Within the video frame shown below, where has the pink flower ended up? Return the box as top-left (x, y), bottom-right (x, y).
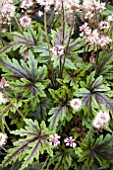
top-left (21, 51), bottom-right (28, 60)
top-left (0, 77), bottom-right (9, 89)
top-left (19, 16), bottom-right (32, 27)
top-left (89, 56), bottom-right (95, 63)
top-left (49, 134), bottom-right (60, 147)
top-left (70, 98), bottom-right (82, 111)
top-left (64, 137), bottom-right (76, 148)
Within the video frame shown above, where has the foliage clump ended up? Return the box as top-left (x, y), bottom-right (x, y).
top-left (0, 0), bottom-right (113, 170)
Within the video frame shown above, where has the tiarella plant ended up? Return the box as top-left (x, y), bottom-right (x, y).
top-left (0, 0), bottom-right (113, 170)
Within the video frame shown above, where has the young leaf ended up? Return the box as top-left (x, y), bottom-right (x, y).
top-left (78, 132), bottom-right (113, 168)
top-left (48, 86), bottom-right (72, 130)
top-left (96, 52), bottom-right (113, 79)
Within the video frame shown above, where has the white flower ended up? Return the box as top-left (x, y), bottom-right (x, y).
top-left (93, 111), bottom-right (110, 129)
top-left (38, 11), bottom-right (43, 17)
top-left (100, 2), bottom-right (106, 11)
top-left (19, 16), bottom-right (32, 27)
top-left (86, 29), bottom-right (99, 45)
top-left (99, 21), bottom-right (110, 30)
top-left (45, 5), bottom-right (51, 12)
top-left (0, 132), bottom-right (7, 147)
top-left (64, 136), bottom-right (76, 148)
top-left (20, 0), bottom-right (33, 9)
top-left (49, 134), bottom-right (60, 147)
top-left (0, 93), bottom-right (5, 105)
top-left (36, 0), bottom-right (54, 6)
top-left (70, 98), bottom-right (82, 111)
top-left (108, 14), bottom-right (113, 22)
top-left (8, 0), bottom-right (13, 3)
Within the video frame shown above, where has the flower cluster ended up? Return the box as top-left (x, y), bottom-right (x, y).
top-left (49, 134), bottom-right (76, 148)
top-left (70, 98), bottom-right (82, 111)
top-left (36, 0), bottom-right (54, 12)
top-left (81, 0), bottom-right (106, 22)
top-left (20, 0), bottom-right (33, 9)
top-left (79, 25), bottom-right (111, 48)
top-left (54, 0), bottom-right (80, 24)
top-left (0, 132), bottom-right (7, 147)
top-left (1, 0), bottom-right (15, 25)
top-left (93, 111), bottom-right (110, 130)
top-left (78, 0), bottom-right (112, 49)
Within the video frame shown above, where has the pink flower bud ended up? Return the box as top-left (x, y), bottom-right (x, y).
top-left (89, 56), bottom-right (95, 63)
top-left (0, 77), bottom-right (9, 89)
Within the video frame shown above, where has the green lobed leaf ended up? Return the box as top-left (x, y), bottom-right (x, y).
top-left (1, 119), bottom-right (53, 170)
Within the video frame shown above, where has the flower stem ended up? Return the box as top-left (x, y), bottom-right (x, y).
top-left (40, 155), bottom-right (50, 170)
top-left (1, 146), bottom-right (8, 153)
top-left (13, 15), bottom-right (23, 33)
top-left (44, 7), bottom-right (51, 57)
top-left (44, 7), bottom-right (56, 88)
